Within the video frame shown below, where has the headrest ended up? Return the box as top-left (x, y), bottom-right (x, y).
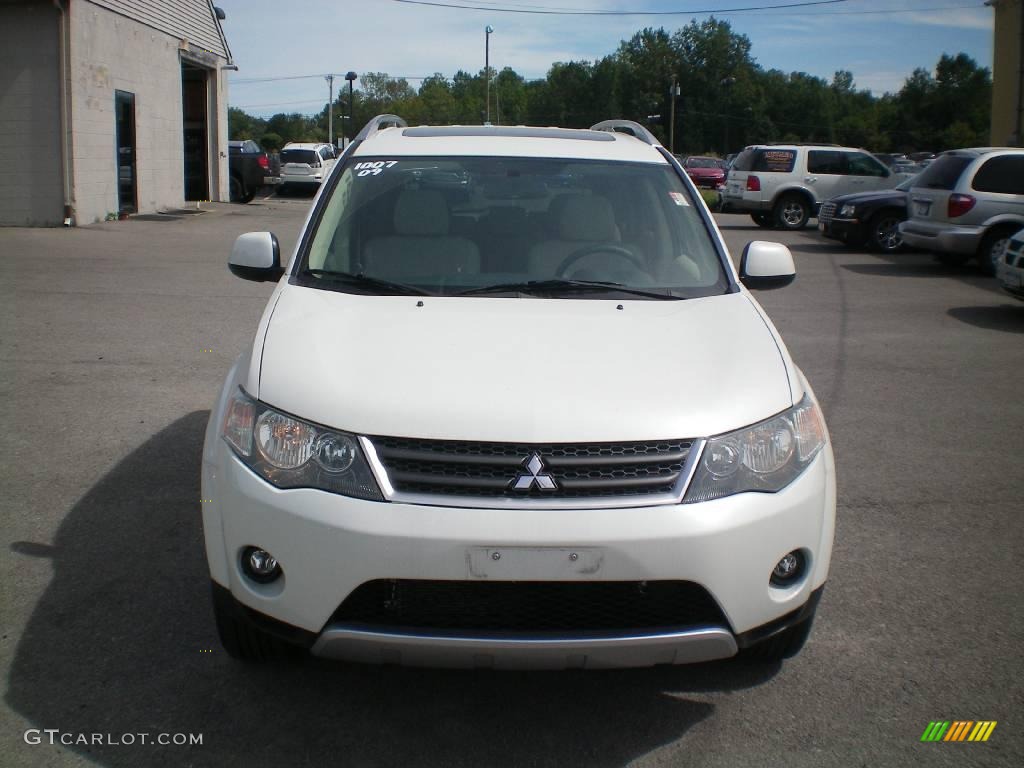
top-left (559, 195), bottom-right (617, 241)
top-left (394, 190), bottom-right (449, 236)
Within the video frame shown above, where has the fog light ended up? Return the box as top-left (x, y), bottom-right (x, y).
top-left (241, 546), bottom-right (282, 584)
top-left (771, 550), bottom-right (805, 586)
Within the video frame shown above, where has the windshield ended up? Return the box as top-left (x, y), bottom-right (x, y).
top-left (686, 157), bottom-right (718, 168)
top-left (298, 155), bottom-right (729, 299)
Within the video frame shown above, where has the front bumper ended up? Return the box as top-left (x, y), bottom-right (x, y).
top-left (899, 220), bottom-right (983, 255)
top-left (819, 216), bottom-right (864, 244)
top-left (202, 429), bottom-right (836, 668)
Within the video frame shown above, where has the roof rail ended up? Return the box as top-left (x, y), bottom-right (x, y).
top-left (590, 120), bottom-right (661, 146)
top-left (355, 114), bottom-right (408, 141)
top-left (763, 142), bottom-right (841, 147)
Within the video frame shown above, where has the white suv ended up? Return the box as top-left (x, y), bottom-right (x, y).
top-left (204, 116), bottom-right (836, 669)
top-left (723, 144), bottom-right (901, 230)
top-left (279, 142), bottom-right (336, 191)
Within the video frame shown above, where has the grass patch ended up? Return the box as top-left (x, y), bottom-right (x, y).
top-left (699, 189), bottom-right (721, 209)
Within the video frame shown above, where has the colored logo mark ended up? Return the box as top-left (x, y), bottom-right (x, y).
top-left (921, 721), bottom-right (997, 742)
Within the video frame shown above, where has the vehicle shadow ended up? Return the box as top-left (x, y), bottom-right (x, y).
top-left (7, 412), bottom-right (778, 768)
top-left (840, 255), bottom-right (1005, 295)
top-left (947, 304), bottom-right (1024, 333)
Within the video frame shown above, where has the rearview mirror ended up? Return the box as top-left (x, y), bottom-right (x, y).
top-left (739, 241), bottom-right (795, 290)
top-left (228, 232), bottom-right (284, 282)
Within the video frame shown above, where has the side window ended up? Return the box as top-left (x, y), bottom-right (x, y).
top-left (847, 152), bottom-right (888, 177)
top-left (319, 148), bottom-right (331, 161)
top-left (972, 156), bottom-right (1024, 194)
top-left (807, 151), bottom-right (846, 175)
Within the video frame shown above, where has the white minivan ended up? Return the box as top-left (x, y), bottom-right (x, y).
top-left (203, 116), bottom-right (836, 669)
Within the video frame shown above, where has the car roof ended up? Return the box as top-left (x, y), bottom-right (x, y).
top-left (942, 147), bottom-right (1024, 156)
top-left (353, 125), bottom-right (669, 163)
top-left (283, 142), bottom-right (328, 149)
top-left (747, 143), bottom-right (852, 150)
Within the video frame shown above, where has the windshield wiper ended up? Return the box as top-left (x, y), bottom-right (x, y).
top-left (457, 278), bottom-right (682, 300)
top-left (303, 269), bottom-right (431, 296)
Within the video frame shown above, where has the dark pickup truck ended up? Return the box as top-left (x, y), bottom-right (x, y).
top-left (228, 140), bottom-right (276, 203)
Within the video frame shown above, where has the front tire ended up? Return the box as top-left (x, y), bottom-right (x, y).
top-left (867, 211), bottom-right (904, 253)
top-left (774, 194), bottom-right (810, 230)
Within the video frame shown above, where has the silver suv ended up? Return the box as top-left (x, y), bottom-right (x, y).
top-left (722, 144), bottom-right (901, 230)
top-left (898, 148), bottom-right (1024, 274)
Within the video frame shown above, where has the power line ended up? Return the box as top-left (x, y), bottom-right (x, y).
top-left (392, 0), bottom-right (987, 16)
top-left (231, 73), bottom-right (438, 85)
top-left (392, 0), bottom-right (853, 15)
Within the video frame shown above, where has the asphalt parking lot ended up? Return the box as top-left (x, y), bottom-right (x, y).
top-left (1, 198), bottom-right (1022, 768)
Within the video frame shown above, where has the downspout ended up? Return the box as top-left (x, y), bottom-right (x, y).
top-left (54, 0), bottom-right (74, 225)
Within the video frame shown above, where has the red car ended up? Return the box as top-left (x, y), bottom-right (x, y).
top-left (681, 156), bottom-right (726, 188)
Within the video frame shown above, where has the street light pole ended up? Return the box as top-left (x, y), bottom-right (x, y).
top-left (345, 71), bottom-right (358, 146)
top-left (485, 25), bottom-right (493, 124)
top-left (326, 74), bottom-right (334, 147)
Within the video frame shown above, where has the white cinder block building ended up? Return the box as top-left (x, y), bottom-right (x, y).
top-left (0, 0), bottom-right (233, 226)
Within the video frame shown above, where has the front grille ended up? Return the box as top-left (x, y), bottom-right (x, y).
top-left (818, 201), bottom-right (836, 225)
top-left (331, 579), bottom-right (727, 632)
top-left (370, 436), bottom-right (693, 500)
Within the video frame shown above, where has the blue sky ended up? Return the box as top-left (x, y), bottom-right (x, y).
top-left (218, 0), bottom-right (994, 117)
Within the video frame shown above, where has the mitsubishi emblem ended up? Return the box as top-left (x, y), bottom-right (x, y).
top-left (512, 452), bottom-right (557, 491)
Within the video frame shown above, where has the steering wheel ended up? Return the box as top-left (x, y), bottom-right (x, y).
top-left (555, 244), bottom-right (646, 278)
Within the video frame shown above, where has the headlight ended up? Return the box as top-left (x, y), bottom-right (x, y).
top-left (221, 389), bottom-right (383, 500)
top-left (839, 204), bottom-right (857, 217)
top-left (684, 394), bottom-right (827, 503)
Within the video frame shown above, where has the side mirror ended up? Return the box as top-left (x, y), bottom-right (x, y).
top-left (228, 232), bottom-right (284, 282)
top-left (739, 241), bottom-right (796, 290)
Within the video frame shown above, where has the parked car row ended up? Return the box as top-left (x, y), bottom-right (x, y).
top-left (719, 142), bottom-right (1024, 300)
top-left (228, 140), bottom-right (342, 203)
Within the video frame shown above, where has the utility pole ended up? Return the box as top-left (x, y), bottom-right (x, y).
top-left (485, 25), bottom-right (493, 124)
top-left (345, 72), bottom-right (358, 147)
top-left (669, 78), bottom-right (680, 154)
top-left (325, 74), bottom-right (334, 147)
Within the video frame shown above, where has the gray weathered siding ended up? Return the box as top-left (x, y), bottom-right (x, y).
top-left (86, 0), bottom-right (229, 59)
top-left (0, 2), bottom-right (64, 226)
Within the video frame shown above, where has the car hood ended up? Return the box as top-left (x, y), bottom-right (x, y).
top-left (829, 189), bottom-right (907, 207)
top-left (256, 287), bottom-right (793, 442)
top-left (687, 167), bottom-right (724, 176)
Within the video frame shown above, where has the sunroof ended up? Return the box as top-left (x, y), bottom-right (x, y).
top-left (402, 126), bottom-right (615, 142)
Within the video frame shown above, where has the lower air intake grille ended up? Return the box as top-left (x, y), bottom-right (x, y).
top-left (330, 580), bottom-right (727, 632)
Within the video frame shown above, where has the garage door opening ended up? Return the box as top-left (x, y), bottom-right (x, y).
top-left (182, 62), bottom-right (209, 201)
